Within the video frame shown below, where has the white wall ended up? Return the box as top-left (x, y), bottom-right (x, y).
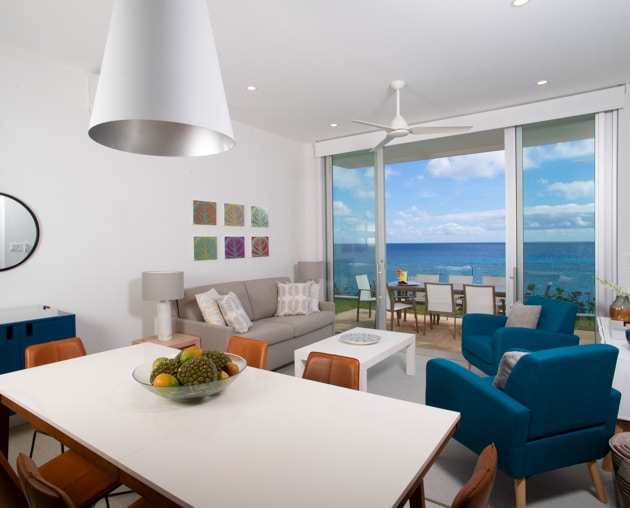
top-left (0, 44), bottom-right (318, 353)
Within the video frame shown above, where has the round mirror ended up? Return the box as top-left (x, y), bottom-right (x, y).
top-left (0, 193), bottom-right (40, 271)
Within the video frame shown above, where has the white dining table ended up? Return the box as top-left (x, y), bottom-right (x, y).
top-left (0, 342), bottom-right (459, 508)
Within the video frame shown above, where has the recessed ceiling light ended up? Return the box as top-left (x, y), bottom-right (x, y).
top-left (536, 79), bottom-right (548, 86)
top-left (511, 0), bottom-right (529, 6)
top-left (246, 85), bottom-right (257, 91)
top-left (329, 123), bottom-right (338, 128)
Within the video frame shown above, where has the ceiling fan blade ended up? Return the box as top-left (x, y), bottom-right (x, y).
top-left (371, 134), bottom-right (396, 152)
top-left (352, 119), bottom-right (392, 131)
top-left (408, 125), bottom-right (472, 135)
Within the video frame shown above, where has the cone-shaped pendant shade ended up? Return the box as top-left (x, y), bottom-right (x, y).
top-left (88, 0), bottom-right (235, 157)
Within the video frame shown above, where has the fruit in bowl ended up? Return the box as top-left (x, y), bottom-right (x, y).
top-left (133, 346), bottom-right (247, 400)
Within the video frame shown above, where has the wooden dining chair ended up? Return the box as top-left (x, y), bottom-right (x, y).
top-left (302, 352), bottom-right (360, 390)
top-left (226, 335), bottom-right (268, 369)
top-left (409, 443), bottom-right (497, 508)
top-left (24, 338), bottom-right (87, 458)
top-left (16, 451), bottom-right (119, 508)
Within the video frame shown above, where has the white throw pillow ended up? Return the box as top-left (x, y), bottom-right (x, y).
top-left (275, 282), bottom-right (312, 316)
top-left (308, 281), bottom-right (320, 314)
top-left (492, 351), bottom-right (530, 390)
top-left (195, 288), bottom-right (226, 326)
top-left (217, 291), bottom-right (252, 333)
top-left (505, 300), bottom-right (542, 328)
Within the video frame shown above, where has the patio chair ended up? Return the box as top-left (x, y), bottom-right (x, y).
top-left (449, 275), bottom-right (473, 311)
top-left (24, 337), bottom-right (87, 458)
top-left (426, 344), bottom-right (620, 508)
top-left (387, 285), bottom-right (419, 332)
top-left (414, 274), bottom-right (440, 305)
top-left (424, 283), bottom-right (457, 338)
top-left (355, 274), bottom-right (376, 321)
top-left (463, 284), bottom-right (496, 315)
top-left (482, 276), bottom-right (506, 314)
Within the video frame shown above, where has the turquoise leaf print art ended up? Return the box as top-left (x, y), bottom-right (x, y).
top-left (224, 203), bottom-right (244, 226)
top-left (225, 237), bottom-right (245, 259)
top-left (251, 206), bottom-right (269, 227)
top-left (193, 200), bottom-right (217, 225)
top-left (194, 236), bottom-right (217, 260)
top-left (251, 236), bottom-right (269, 257)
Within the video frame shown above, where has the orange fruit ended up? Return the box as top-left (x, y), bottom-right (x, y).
top-left (152, 373), bottom-right (180, 387)
top-left (180, 346), bottom-right (203, 364)
top-left (224, 362), bottom-right (239, 376)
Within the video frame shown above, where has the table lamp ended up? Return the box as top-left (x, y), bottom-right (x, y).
top-left (142, 271), bottom-right (184, 341)
top-left (297, 261), bottom-right (325, 283)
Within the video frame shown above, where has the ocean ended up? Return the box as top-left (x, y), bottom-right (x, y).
top-left (333, 242), bottom-right (595, 311)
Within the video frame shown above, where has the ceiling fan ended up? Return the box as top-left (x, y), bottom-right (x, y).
top-left (352, 80), bottom-right (471, 151)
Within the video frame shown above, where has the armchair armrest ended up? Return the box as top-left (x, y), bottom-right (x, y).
top-left (426, 358), bottom-right (530, 457)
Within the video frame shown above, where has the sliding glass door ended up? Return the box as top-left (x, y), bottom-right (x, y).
top-left (515, 115), bottom-right (596, 338)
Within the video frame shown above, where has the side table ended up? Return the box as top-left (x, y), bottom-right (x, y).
top-left (133, 332), bottom-right (200, 350)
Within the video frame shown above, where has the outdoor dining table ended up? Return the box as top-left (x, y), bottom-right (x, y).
top-left (0, 342), bottom-right (460, 507)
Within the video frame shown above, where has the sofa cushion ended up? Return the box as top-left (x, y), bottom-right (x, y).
top-left (271, 310), bottom-right (335, 337)
top-left (195, 288), bottom-right (226, 325)
top-left (275, 282), bottom-right (312, 316)
top-left (308, 282), bottom-right (321, 313)
top-left (506, 300), bottom-right (541, 328)
top-left (244, 277), bottom-right (290, 320)
top-left (218, 292), bottom-right (252, 333)
top-left (239, 320), bottom-right (296, 346)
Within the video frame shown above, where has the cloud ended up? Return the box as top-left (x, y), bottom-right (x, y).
top-left (333, 167), bottom-right (374, 200)
top-left (524, 139), bottom-right (594, 169)
top-left (547, 180), bottom-right (593, 200)
top-left (424, 151), bottom-right (504, 181)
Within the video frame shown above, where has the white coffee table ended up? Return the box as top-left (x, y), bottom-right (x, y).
top-left (294, 327), bottom-right (416, 391)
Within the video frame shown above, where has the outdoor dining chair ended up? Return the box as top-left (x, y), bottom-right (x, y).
top-left (449, 275), bottom-right (473, 311)
top-left (482, 276), bottom-right (506, 314)
top-left (424, 283), bottom-right (458, 338)
top-left (463, 284), bottom-right (496, 315)
top-left (386, 285), bottom-right (419, 332)
top-left (414, 274), bottom-right (440, 305)
top-left (355, 274), bottom-right (377, 321)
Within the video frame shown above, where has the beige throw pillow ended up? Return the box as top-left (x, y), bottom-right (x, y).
top-left (505, 300), bottom-right (541, 329)
top-left (308, 281), bottom-right (320, 313)
top-left (493, 351), bottom-right (530, 390)
top-left (195, 288), bottom-right (226, 325)
top-left (276, 282), bottom-right (312, 316)
top-left (217, 291), bottom-right (252, 333)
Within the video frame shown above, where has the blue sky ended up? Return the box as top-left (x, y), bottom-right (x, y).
top-left (332, 139), bottom-right (595, 244)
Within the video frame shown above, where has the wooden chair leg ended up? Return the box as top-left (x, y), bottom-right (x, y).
top-left (465, 361), bottom-right (471, 370)
top-left (514, 478), bottom-right (526, 508)
top-left (587, 460), bottom-right (607, 503)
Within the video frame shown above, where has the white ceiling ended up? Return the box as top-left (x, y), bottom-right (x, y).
top-left (1, 0), bottom-right (629, 145)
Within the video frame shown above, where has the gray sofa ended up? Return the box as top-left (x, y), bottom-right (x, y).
top-left (172, 276), bottom-right (335, 370)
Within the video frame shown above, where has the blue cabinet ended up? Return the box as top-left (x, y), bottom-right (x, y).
top-left (0, 306), bottom-right (76, 374)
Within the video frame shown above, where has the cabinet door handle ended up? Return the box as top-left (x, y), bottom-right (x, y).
top-left (25, 323), bottom-right (33, 336)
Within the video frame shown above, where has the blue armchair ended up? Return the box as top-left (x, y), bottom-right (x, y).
top-left (426, 344), bottom-right (621, 508)
top-left (461, 295), bottom-right (579, 375)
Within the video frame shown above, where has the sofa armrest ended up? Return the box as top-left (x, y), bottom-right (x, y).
top-left (426, 358), bottom-right (530, 457)
top-left (172, 317), bottom-right (233, 351)
top-left (318, 300), bottom-right (334, 312)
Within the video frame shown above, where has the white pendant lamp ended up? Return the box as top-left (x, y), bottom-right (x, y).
top-left (88, 0), bottom-right (235, 157)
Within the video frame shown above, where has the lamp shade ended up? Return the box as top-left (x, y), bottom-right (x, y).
top-left (88, 0), bottom-right (235, 157)
top-left (297, 261), bottom-right (326, 282)
top-left (142, 271), bottom-right (184, 301)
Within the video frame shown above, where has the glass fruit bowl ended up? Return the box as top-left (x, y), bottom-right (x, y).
top-left (132, 353), bottom-right (247, 400)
